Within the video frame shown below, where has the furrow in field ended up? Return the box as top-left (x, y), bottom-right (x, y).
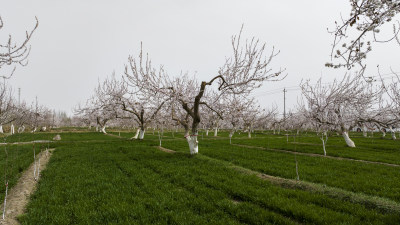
top-left (0, 149), bottom-right (54, 225)
top-left (232, 143), bottom-right (400, 167)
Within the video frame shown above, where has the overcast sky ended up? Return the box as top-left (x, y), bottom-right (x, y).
top-left (1, 0), bottom-right (400, 116)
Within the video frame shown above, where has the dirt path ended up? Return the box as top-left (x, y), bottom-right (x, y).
top-left (157, 146), bottom-right (176, 153)
top-left (232, 144), bottom-right (400, 167)
top-left (0, 140), bottom-right (53, 146)
top-left (104, 133), bottom-right (125, 139)
top-left (0, 149), bottom-right (54, 225)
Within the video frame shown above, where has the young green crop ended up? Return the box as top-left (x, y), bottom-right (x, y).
top-left (160, 137), bottom-right (400, 202)
top-left (0, 144), bottom-right (38, 202)
top-left (20, 141), bottom-right (399, 224)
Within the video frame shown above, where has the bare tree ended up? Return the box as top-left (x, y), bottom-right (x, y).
top-left (125, 28), bottom-right (283, 154)
top-left (300, 74), bottom-right (378, 148)
top-left (242, 101), bottom-right (262, 139)
top-left (0, 16), bottom-right (38, 78)
top-left (0, 82), bottom-right (16, 133)
top-left (223, 94), bottom-right (248, 143)
top-left (104, 75), bottom-right (167, 140)
top-left (377, 70), bottom-right (400, 139)
top-left (75, 82), bottom-right (119, 134)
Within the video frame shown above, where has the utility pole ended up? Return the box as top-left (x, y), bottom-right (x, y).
top-left (283, 88), bottom-right (286, 121)
top-left (18, 88), bottom-right (21, 105)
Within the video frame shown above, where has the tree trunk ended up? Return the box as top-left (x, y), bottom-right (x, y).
top-left (214, 127), bottom-right (218, 137)
top-left (101, 126), bottom-right (107, 134)
top-left (362, 125), bottom-right (367, 137)
top-left (206, 129), bottom-right (209, 136)
top-left (139, 129), bottom-right (145, 140)
top-left (320, 133), bottom-right (328, 156)
top-left (229, 130), bottom-right (234, 144)
top-left (18, 125), bottom-right (25, 133)
top-left (0, 125), bottom-right (3, 134)
top-left (390, 127), bottom-right (396, 140)
top-left (10, 124), bottom-right (15, 135)
top-left (382, 131), bottom-right (386, 138)
top-left (132, 128), bottom-right (140, 139)
top-left (248, 127), bottom-right (251, 138)
top-left (185, 131), bottom-right (198, 155)
top-left (342, 131), bottom-right (355, 148)
top-left (158, 131), bottom-right (162, 147)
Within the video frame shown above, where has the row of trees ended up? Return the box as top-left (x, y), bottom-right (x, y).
top-left (78, 65), bottom-right (400, 151)
top-left (78, 1), bottom-right (400, 155)
top-left (0, 83), bottom-right (77, 134)
top-left (300, 72), bottom-right (400, 150)
top-left (77, 28), bottom-right (284, 154)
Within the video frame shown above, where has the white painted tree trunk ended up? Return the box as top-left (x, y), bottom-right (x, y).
top-left (0, 125), bottom-right (4, 134)
top-left (390, 127), bottom-right (396, 140)
top-left (248, 128), bottom-right (251, 138)
top-left (139, 129), bottom-right (145, 140)
top-left (32, 127), bottom-right (37, 133)
top-left (214, 127), bottom-right (218, 137)
top-left (185, 134), bottom-right (198, 155)
top-left (382, 131), bottom-right (386, 138)
top-left (342, 131), bottom-right (355, 148)
top-left (362, 125), bottom-right (367, 137)
top-left (320, 133), bottom-right (328, 156)
top-left (132, 128), bottom-right (140, 139)
top-left (10, 124), bottom-right (14, 135)
top-left (95, 126), bottom-right (99, 132)
top-left (158, 131), bottom-right (162, 146)
top-left (206, 129), bottom-right (209, 136)
top-left (18, 126), bottom-right (25, 133)
top-left (101, 126), bottom-right (107, 134)
top-left (229, 131), bottom-right (234, 144)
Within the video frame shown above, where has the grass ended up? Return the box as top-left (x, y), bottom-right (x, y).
top-left (160, 137), bottom-right (400, 202)
top-left (0, 144), bottom-right (39, 203)
top-left (230, 132), bottom-right (400, 165)
top-left (0, 129), bottom-right (395, 224)
top-left (3, 132), bottom-right (120, 143)
top-left (19, 140), bottom-right (400, 224)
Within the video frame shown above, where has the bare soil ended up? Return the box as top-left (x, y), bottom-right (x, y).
top-left (157, 146), bottom-right (176, 153)
top-left (0, 149), bottom-right (54, 225)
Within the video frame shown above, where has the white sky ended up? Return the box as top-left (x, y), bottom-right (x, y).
top-left (1, 0), bottom-right (400, 116)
